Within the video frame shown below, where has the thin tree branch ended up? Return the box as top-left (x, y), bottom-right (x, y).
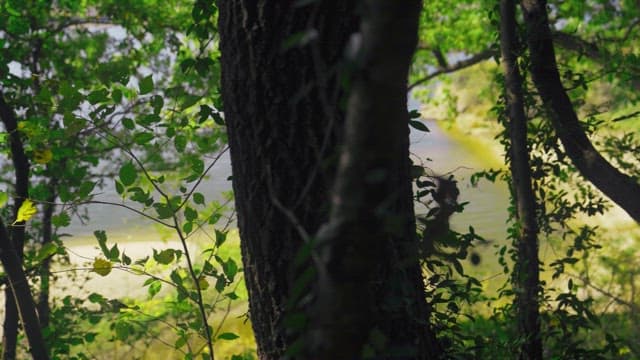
top-left (409, 27), bottom-right (640, 91)
top-left (500, 0), bottom-right (542, 358)
top-left (408, 48), bottom-right (497, 90)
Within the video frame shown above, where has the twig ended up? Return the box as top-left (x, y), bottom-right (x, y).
top-left (408, 48), bottom-right (497, 90)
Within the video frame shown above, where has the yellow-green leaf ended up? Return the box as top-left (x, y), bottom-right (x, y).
top-left (14, 199), bottom-right (37, 224)
top-left (198, 276), bottom-right (209, 290)
top-left (34, 149), bottom-right (53, 164)
top-left (0, 191), bottom-right (8, 208)
top-left (34, 243), bottom-right (59, 263)
top-left (153, 249), bottom-right (175, 265)
top-left (93, 258), bottom-right (112, 276)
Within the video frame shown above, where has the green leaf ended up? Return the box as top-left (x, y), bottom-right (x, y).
top-left (409, 109), bottom-right (421, 119)
top-left (153, 203), bottom-right (174, 219)
top-left (185, 157), bottom-right (205, 182)
top-left (88, 293), bottom-right (105, 304)
top-left (222, 258), bottom-right (238, 280)
top-left (114, 321), bottom-right (130, 341)
top-left (84, 332), bottom-right (97, 343)
top-left (209, 213), bottom-right (221, 224)
top-left (184, 207), bottom-right (198, 222)
top-left (195, 58), bottom-right (214, 76)
top-left (108, 244), bottom-right (120, 261)
top-left (409, 120), bottom-right (430, 132)
top-left (215, 275), bottom-right (226, 293)
top-left (77, 181), bottom-right (96, 198)
top-left (33, 148), bottom-right (53, 164)
top-left (197, 276), bottom-right (209, 290)
top-left (112, 88), bottom-right (123, 103)
top-left (0, 191), bottom-right (9, 208)
top-left (87, 88), bottom-right (109, 104)
top-left (180, 94), bottom-right (201, 110)
top-left (122, 118), bottom-right (135, 130)
top-left (88, 313), bottom-right (102, 325)
top-left (198, 105), bottom-right (212, 123)
top-left (215, 230), bottom-right (227, 247)
top-left (148, 280), bottom-right (161, 298)
top-left (115, 180), bottom-right (125, 195)
top-left (129, 187), bottom-right (150, 203)
top-left (225, 292), bottom-right (239, 300)
top-left (119, 162), bottom-right (137, 186)
top-left (138, 114), bottom-right (161, 125)
top-left (94, 230), bottom-right (111, 258)
top-left (35, 243), bottom-right (59, 263)
top-left (139, 75), bottom-right (154, 95)
top-left (92, 258), bottom-right (112, 276)
top-left (217, 332), bottom-right (239, 341)
top-left (133, 132), bottom-right (155, 145)
top-left (7, 15), bottom-right (29, 35)
top-left (59, 82), bottom-right (82, 110)
top-left (170, 270), bottom-right (183, 285)
top-left (154, 249), bottom-right (175, 265)
top-left (212, 111), bottom-right (225, 125)
top-left (183, 221), bottom-right (193, 234)
top-left (52, 211), bottom-right (71, 227)
top-left (151, 95), bottom-right (164, 114)
top-left (121, 252), bottom-right (131, 265)
top-left (174, 134), bottom-right (187, 152)
top-left (174, 336), bottom-right (187, 349)
top-left (180, 58), bottom-right (196, 73)
top-left (35, 87), bottom-right (52, 104)
top-left (193, 192), bottom-right (205, 205)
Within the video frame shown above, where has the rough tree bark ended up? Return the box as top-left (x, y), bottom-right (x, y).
top-left (218, 2), bottom-right (358, 358)
top-left (500, 1), bottom-right (542, 359)
top-left (521, 0), bottom-right (640, 223)
top-left (219, 1), bottom-right (440, 358)
top-left (309, 0), bottom-right (441, 358)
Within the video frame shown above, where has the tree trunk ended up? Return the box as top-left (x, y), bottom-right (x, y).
top-left (520, 0), bottom-right (640, 223)
top-left (219, 1), bottom-right (440, 358)
top-left (37, 185), bottom-right (57, 331)
top-left (500, 1), bottom-right (542, 359)
top-left (0, 222), bottom-right (49, 360)
top-left (309, 0), bottom-right (441, 358)
top-left (0, 93), bottom-right (48, 360)
top-left (218, 2), bottom-right (358, 358)
top-left (2, 292), bottom-right (19, 360)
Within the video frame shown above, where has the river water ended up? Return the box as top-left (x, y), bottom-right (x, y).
top-left (68, 118), bottom-right (510, 245)
top-left (410, 120), bottom-right (510, 244)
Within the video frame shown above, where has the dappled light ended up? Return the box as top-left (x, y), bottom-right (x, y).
top-left (0, 1), bottom-right (639, 359)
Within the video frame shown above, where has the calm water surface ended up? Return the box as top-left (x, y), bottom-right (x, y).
top-left (68, 119), bottom-right (510, 245)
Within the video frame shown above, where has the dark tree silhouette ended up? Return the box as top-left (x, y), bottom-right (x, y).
top-left (219, 1), bottom-right (440, 358)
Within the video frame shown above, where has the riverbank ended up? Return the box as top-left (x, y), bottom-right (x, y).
top-left (424, 107), bottom-right (638, 229)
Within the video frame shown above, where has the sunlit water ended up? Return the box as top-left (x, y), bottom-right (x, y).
top-left (411, 119), bottom-right (509, 241)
